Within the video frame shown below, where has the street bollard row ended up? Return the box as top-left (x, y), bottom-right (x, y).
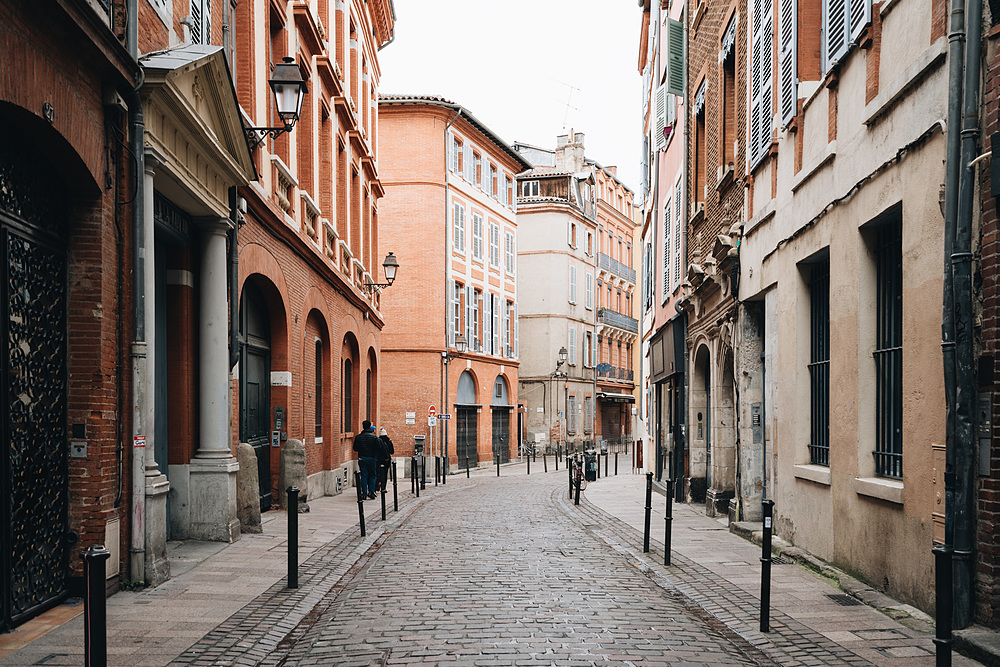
top-left (82, 545), bottom-right (110, 667)
top-left (760, 499), bottom-right (774, 632)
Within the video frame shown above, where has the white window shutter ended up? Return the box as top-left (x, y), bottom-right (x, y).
top-left (850, 0), bottom-right (871, 44)
top-left (569, 265), bottom-right (577, 303)
top-left (492, 294), bottom-right (500, 355)
top-left (662, 199), bottom-right (671, 302)
top-left (586, 272), bottom-right (594, 309)
top-left (666, 18), bottom-right (685, 96)
top-left (448, 281), bottom-right (456, 346)
top-left (825, 0), bottom-right (848, 69)
top-left (448, 133), bottom-right (456, 173)
top-left (655, 85), bottom-right (667, 151)
top-left (514, 302), bottom-right (519, 357)
top-left (750, 0), bottom-right (774, 169)
top-left (465, 285), bottom-right (473, 345)
top-left (779, 0), bottom-right (797, 124)
top-left (499, 168), bottom-right (507, 205)
top-left (674, 181), bottom-right (683, 285)
top-left (569, 326), bottom-right (576, 364)
top-left (502, 300), bottom-right (510, 356)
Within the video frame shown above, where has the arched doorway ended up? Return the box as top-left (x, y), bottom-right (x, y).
top-left (455, 371), bottom-right (477, 469)
top-left (239, 282), bottom-right (272, 510)
top-left (491, 376), bottom-right (511, 464)
top-left (1, 130), bottom-right (71, 630)
top-left (690, 344), bottom-right (711, 502)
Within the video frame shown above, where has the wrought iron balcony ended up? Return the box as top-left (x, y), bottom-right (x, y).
top-left (597, 252), bottom-right (636, 283)
top-left (597, 307), bottom-right (638, 334)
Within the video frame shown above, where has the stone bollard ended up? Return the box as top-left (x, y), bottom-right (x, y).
top-left (279, 439), bottom-right (310, 513)
top-left (236, 443), bottom-right (262, 534)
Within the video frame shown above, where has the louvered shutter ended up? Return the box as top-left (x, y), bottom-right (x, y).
top-left (204, 0), bottom-right (211, 44)
top-left (448, 281), bottom-right (456, 346)
top-left (464, 145), bottom-right (473, 182)
top-left (569, 265), bottom-right (577, 303)
top-left (586, 272), bottom-right (594, 309)
top-left (779, 0), bottom-right (797, 124)
top-left (484, 162), bottom-right (492, 194)
top-left (502, 301), bottom-right (510, 356)
top-left (484, 292), bottom-right (492, 354)
top-left (750, 0), bottom-right (774, 169)
top-left (499, 168), bottom-right (507, 205)
top-left (666, 18), bottom-right (685, 96)
top-left (850, 0), bottom-right (871, 44)
top-left (662, 199), bottom-right (671, 302)
top-left (569, 326), bottom-right (577, 365)
top-left (513, 302), bottom-right (519, 357)
top-left (448, 133), bottom-right (457, 173)
top-left (825, 0), bottom-right (848, 68)
top-left (492, 294), bottom-right (500, 355)
top-left (674, 182), bottom-right (683, 285)
top-left (655, 85), bottom-right (667, 151)
top-left (465, 285), bottom-right (474, 345)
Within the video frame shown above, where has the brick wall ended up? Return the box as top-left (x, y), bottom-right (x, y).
top-left (977, 27), bottom-right (1000, 631)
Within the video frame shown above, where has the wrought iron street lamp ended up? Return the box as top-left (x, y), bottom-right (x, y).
top-left (244, 57), bottom-right (308, 151)
top-left (364, 252), bottom-right (400, 293)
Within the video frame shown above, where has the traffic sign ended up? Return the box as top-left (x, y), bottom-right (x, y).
top-left (429, 405), bottom-right (436, 417)
top-left (438, 414), bottom-right (451, 420)
top-left (428, 416), bottom-right (438, 427)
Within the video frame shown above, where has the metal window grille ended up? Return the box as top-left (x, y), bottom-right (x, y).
top-left (873, 223), bottom-right (902, 478)
top-left (808, 262), bottom-right (830, 465)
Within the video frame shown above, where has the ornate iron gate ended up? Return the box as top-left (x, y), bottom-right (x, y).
top-left (1, 138), bottom-right (70, 631)
top-left (491, 408), bottom-right (509, 464)
top-left (455, 407), bottom-right (477, 469)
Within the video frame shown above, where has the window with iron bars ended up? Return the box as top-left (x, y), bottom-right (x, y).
top-left (808, 260), bottom-right (830, 466)
top-left (873, 222), bottom-right (902, 478)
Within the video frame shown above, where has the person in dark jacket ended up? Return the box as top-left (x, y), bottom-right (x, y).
top-left (376, 427), bottom-right (394, 492)
top-left (353, 419), bottom-right (381, 499)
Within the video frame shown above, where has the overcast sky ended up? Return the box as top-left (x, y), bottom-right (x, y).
top-left (378, 1), bottom-right (644, 194)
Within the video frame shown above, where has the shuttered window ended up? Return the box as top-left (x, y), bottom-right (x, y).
top-left (453, 202), bottom-right (465, 251)
top-left (492, 294), bottom-right (501, 355)
top-left (665, 18), bottom-right (685, 96)
top-left (779, 0), bottom-right (797, 124)
top-left (569, 265), bottom-right (578, 304)
top-left (674, 181), bottom-right (683, 285)
top-left (190, 0), bottom-right (211, 44)
top-left (472, 212), bottom-right (483, 260)
top-left (749, 0), bottom-right (774, 170)
top-left (662, 199), bottom-right (672, 303)
top-left (568, 326), bottom-right (577, 365)
top-left (825, 0), bottom-right (871, 70)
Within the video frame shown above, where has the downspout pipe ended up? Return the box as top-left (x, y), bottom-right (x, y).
top-left (229, 187), bottom-right (240, 371)
top-left (126, 0), bottom-right (147, 583)
top-left (952, 0), bottom-right (984, 630)
top-left (938, 0), bottom-right (965, 647)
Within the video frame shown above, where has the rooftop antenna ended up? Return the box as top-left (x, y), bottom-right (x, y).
top-left (549, 78), bottom-right (580, 129)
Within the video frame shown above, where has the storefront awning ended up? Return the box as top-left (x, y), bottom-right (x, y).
top-left (597, 392), bottom-right (636, 403)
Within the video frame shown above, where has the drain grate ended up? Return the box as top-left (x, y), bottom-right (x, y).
top-left (770, 555), bottom-right (791, 565)
top-left (827, 593), bottom-right (863, 606)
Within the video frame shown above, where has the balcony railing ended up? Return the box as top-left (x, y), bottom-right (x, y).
top-left (596, 365), bottom-right (634, 382)
top-left (597, 252), bottom-right (636, 283)
top-left (598, 307), bottom-right (638, 334)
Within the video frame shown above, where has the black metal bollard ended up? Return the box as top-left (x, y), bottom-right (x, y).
top-left (442, 455), bottom-right (447, 485)
top-left (466, 456), bottom-right (470, 478)
top-left (392, 461), bottom-right (398, 512)
top-left (555, 447), bottom-right (559, 471)
top-left (643, 472), bottom-right (653, 553)
top-left (81, 545), bottom-right (110, 667)
top-left (543, 452), bottom-right (547, 473)
top-left (354, 472), bottom-right (366, 537)
top-left (933, 544), bottom-right (953, 666)
top-left (410, 457), bottom-right (416, 495)
top-left (760, 499), bottom-right (774, 632)
top-left (615, 452), bottom-right (618, 475)
top-left (568, 457), bottom-right (574, 495)
top-left (380, 479), bottom-right (387, 520)
top-left (574, 465), bottom-right (582, 505)
top-left (605, 453), bottom-right (608, 477)
top-left (421, 456), bottom-right (427, 490)
top-left (527, 449), bottom-right (530, 475)
top-left (596, 453), bottom-right (600, 479)
top-left (533, 447), bottom-right (536, 463)
top-left (435, 456), bottom-right (440, 486)
top-left (664, 479), bottom-right (674, 566)
top-left (496, 456), bottom-right (500, 477)
top-left (287, 486), bottom-right (299, 588)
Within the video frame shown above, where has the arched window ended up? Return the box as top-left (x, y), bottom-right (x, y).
top-left (343, 358), bottom-right (353, 432)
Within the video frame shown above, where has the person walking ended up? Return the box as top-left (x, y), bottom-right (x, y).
top-left (376, 427), bottom-right (394, 492)
top-left (353, 419), bottom-right (381, 499)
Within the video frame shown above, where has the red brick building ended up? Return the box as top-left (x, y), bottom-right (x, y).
top-left (377, 96), bottom-right (530, 470)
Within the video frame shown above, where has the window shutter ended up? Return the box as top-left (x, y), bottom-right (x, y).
top-left (569, 265), bottom-right (577, 303)
top-left (498, 168), bottom-right (507, 205)
top-left (513, 302), bottom-right (519, 357)
top-left (484, 162), bottom-right (491, 193)
top-left (465, 285), bottom-right (473, 345)
top-left (483, 292), bottom-right (492, 354)
top-left (448, 281), bottom-right (456, 346)
top-left (569, 326), bottom-right (577, 364)
top-left (492, 294), bottom-right (500, 355)
top-left (203, 0), bottom-right (211, 44)
top-left (586, 272), bottom-right (594, 309)
top-left (464, 145), bottom-right (473, 181)
top-left (448, 133), bottom-right (456, 173)
top-left (850, 0), bottom-right (871, 44)
top-left (662, 199), bottom-right (671, 302)
top-left (502, 300), bottom-right (510, 356)
top-left (584, 333), bottom-right (590, 367)
top-left (655, 85), bottom-right (667, 151)
top-left (674, 181), bottom-right (683, 285)
top-left (825, 0), bottom-right (848, 69)
top-left (750, 0), bottom-right (774, 168)
top-left (666, 18), bottom-right (685, 96)
top-left (779, 0), bottom-right (797, 124)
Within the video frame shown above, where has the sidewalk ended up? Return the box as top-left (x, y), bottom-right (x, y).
top-left (0, 462), bottom-right (997, 666)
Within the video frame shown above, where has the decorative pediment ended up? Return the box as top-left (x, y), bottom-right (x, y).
top-left (141, 45), bottom-right (256, 215)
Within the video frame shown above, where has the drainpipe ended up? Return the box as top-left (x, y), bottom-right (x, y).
top-left (443, 107), bottom-right (461, 467)
top-left (229, 187), bottom-right (240, 371)
top-left (952, 0), bottom-right (983, 630)
top-left (939, 0), bottom-right (965, 642)
top-left (126, 0), bottom-right (147, 583)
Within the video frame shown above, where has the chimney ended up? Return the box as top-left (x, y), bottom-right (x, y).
top-left (555, 129), bottom-right (586, 172)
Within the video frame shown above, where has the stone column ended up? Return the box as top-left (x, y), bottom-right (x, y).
top-left (189, 218), bottom-right (241, 542)
top-left (142, 147), bottom-right (170, 585)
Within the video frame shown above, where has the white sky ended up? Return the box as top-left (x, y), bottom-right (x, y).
top-left (378, 0), bottom-right (644, 194)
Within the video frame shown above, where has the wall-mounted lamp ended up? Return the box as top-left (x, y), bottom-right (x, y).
top-left (244, 57), bottom-right (308, 151)
top-left (364, 252), bottom-right (400, 293)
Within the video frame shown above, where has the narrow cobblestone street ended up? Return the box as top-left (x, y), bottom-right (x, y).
top-left (1, 467), bottom-right (984, 666)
